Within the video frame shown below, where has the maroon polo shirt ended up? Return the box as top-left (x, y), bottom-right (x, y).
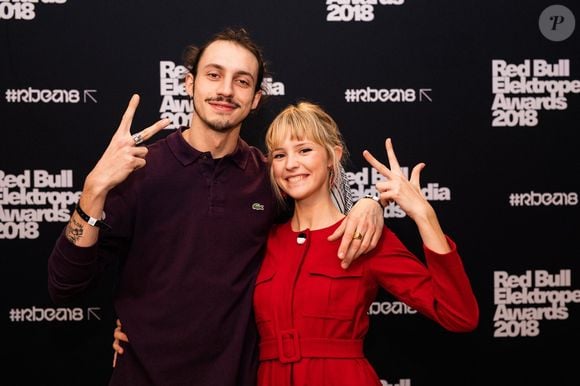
top-left (48, 127), bottom-right (278, 386)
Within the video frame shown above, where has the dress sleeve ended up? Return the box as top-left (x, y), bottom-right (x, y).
top-left (368, 227), bottom-right (479, 332)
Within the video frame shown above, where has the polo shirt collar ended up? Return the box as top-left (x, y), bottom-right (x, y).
top-left (167, 127), bottom-right (250, 169)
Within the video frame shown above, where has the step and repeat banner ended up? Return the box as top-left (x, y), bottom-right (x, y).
top-left (2, 1), bottom-right (579, 385)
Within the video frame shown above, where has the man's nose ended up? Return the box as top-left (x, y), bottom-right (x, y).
top-left (217, 77), bottom-right (234, 96)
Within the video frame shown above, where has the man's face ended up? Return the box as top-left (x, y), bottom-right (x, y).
top-left (187, 40), bottom-right (262, 133)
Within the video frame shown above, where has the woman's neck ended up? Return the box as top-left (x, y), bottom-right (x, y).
top-left (291, 195), bottom-right (345, 232)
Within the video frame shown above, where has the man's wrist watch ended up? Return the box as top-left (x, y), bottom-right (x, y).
top-left (75, 203), bottom-right (111, 231)
top-left (363, 193), bottom-right (384, 209)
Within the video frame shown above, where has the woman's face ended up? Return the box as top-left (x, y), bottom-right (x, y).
top-left (270, 134), bottom-right (333, 203)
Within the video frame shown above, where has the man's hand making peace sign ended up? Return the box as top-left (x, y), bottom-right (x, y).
top-left (67, 94), bottom-right (170, 247)
top-left (87, 94), bottom-right (170, 193)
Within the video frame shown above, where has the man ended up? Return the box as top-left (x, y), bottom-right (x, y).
top-left (48, 28), bottom-right (383, 386)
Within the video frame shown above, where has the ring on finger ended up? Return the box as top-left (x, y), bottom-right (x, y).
top-left (132, 133), bottom-right (144, 145)
top-left (353, 232), bottom-right (363, 240)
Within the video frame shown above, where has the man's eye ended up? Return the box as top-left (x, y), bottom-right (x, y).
top-left (207, 73), bottom-right (219, 79)
top-left (237, 79), bottom-right (251, 87)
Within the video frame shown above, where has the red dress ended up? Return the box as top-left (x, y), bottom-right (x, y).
top-left (253, 219), bottom-right (479, 386)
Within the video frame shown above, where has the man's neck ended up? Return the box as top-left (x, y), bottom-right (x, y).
top-left (183, 120), bottom-right (242, 158)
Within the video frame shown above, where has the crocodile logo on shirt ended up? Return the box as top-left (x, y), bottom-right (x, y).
top-left (252, 202), bottom-right (265, 211)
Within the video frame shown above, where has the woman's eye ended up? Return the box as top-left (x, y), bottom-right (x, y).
top-left (300, 148), bottom-right (312, 154)
top-left (272, 153), bottom-right (285, 159)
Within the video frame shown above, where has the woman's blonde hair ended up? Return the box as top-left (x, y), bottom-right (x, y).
top-left (265, 101), bottom-right (349, 205)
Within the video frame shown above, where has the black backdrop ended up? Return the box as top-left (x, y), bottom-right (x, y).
top-left (2, 1), bottom-right (579, 385)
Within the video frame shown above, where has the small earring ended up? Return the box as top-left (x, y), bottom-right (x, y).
top-left (329, 168), bottom-right (334, 190)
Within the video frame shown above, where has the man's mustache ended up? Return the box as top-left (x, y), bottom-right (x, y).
top-left (205, 96), bottom-right (240, 108)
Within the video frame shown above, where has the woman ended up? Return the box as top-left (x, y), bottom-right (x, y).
top-left (114, 101), bottom-right (479, 385)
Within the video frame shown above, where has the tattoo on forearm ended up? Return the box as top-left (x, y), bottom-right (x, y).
top-left (66, 217), bottom-right (84, 244)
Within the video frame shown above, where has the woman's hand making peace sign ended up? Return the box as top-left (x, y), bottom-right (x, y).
top-left (363, 138), bottom-right (452, 254)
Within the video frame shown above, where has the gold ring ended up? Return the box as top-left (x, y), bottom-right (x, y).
top-left (353, 232), bottom-right (363, 240)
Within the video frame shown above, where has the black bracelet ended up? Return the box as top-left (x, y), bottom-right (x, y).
top-left (75, 203), bottom-right (111, 231)
top-left (363, 193), bottom-right (384, 209)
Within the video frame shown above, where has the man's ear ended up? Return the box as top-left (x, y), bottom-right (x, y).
top-left (185, 73), bottom-right (194, 97)
top-left (251, 90), bottom-right (262, 110)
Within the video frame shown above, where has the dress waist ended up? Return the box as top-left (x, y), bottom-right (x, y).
top-left (259, 330), bottom-right (364, 363)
